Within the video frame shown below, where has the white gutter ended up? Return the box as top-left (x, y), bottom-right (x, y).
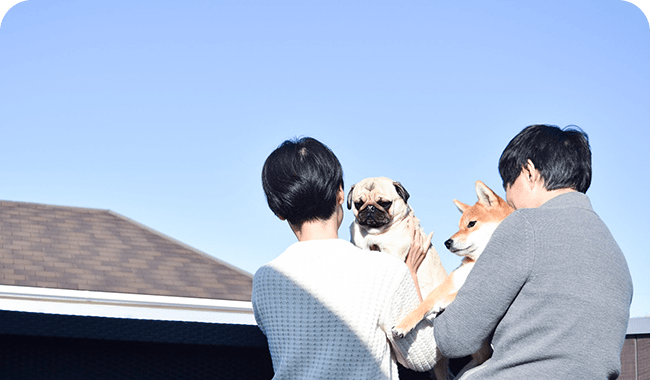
top-left (0, 285), bottom-right (256, 325)
top-left (627, 316), bottom-right (650, 335)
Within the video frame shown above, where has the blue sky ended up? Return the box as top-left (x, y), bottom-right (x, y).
top-left (1, 0), bottom-right (649, 318)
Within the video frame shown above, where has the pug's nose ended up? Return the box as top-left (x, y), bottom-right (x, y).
top-left (444, 239), bottom-right (453, 249)
top-left (366, 205), bottom-right (377, 214)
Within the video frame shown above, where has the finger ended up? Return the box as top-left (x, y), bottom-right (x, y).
top-left (412, 228), bottom-right (422, 251)
top-left (426, 231), bottom-right (434, 248)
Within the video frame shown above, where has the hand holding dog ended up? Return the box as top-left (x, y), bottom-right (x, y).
top-left (405, 215), bottom-right (432, 302)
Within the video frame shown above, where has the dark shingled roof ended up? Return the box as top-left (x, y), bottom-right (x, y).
top-left (0, 200), bottom-right (252, 301)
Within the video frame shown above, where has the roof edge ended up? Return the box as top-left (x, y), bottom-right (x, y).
top-left (107, 210), bottom-right (254, 279)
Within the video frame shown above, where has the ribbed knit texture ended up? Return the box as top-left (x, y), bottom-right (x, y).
top-left (253, 239), bottom-right (440, 379)
top-left (434, 192), bottom-right (633, 379)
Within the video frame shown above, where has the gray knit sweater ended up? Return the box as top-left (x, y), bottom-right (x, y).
top-left (434, 192), bottom-right (633, 379)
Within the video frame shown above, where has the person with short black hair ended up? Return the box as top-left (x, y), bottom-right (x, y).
top-left (262, 137), bottom-right (345, 227)
top-left (433, 124), bottom-right (633, 379)
top-left (498, 124), bottom-right (592, 194)
top-left (253, 137), bottom-right (442, 379)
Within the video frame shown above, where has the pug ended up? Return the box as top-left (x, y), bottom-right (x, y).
top-left (347, 177), bottom-right (447, 298)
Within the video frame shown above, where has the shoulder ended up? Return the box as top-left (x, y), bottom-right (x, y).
top-left (254, 239), bottom-right (406, 276)
top-left (310, 239), bottom-right (408, 270)
top-left (479, 210), bottom-right (536, 270)
top-left (492, 210), bottom-right (534, 243)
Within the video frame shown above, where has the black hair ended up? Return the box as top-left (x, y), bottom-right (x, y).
top-left (262, 137), bottom-right (344, 227)
top-left (499, 124), bottom-right (592, 193)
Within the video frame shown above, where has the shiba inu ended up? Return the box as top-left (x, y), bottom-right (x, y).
top-left (392, 181), bottom-right (513, 374)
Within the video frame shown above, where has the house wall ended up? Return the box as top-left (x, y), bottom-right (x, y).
top-left (0, 309), bottom-right (273, 379)
top-left (0, 334), bottom-right (273, 380)
top-left (1, 309), bottom-right (645, 379)
top-left (620, 335), bottom-right (650, 380)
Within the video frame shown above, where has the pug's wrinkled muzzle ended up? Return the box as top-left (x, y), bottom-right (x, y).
top-left (358, 205), bottom-right (390, 228)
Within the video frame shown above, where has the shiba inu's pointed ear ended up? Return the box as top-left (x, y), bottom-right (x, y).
top-left (393, 181), bottom-right (410, 203)
top-left (453, 199), bottom-right (469, 213)
top-left (476, 180), bottom-right (499, 208)
top-left (346, 185), bottom-right (356, 210)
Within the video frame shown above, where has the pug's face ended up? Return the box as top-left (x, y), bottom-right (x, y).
top-left (347, 177), bottom-right (410, 231)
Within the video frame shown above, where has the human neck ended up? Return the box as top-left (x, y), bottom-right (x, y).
top-left (289, 187), bottom-right (345, 242)
top-left (531, 187), bottom-right (576, 208)
top-left (291, 218), bottom-right (339, 242)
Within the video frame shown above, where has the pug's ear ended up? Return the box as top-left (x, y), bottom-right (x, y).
top-left (346, 185), bottom-right (355, 210)
top-left (393, 181), bottom-right (410, 203)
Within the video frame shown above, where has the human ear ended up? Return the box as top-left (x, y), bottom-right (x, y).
top-left (525, 159), bottom-right (544, 189)
top-left (525, 160), bottom-right (535, 179)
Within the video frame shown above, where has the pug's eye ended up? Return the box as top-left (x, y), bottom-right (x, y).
top-left (378, 200), bottom-right (392, 210)
top-left (467, 221), bottom-right (477, 228)
top-left (354, 201), bottom-right (364, 210)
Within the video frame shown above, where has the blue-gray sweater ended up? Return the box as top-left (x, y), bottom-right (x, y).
top-left (434, 192), bottom-right (633, 379)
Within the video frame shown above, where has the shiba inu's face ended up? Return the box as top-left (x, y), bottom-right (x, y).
top-left (444, 181), bottom-right (514, 261)
top-left (347, 177), bottom-right (410, 233)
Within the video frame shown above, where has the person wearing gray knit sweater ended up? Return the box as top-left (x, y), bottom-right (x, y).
top-left (433, 125), bottom-right (633, 379)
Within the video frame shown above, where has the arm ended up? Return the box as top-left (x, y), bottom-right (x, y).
top-left (251, 268), bottom-right (267, 335)
top-left (404, 216), bottom-right (433, 302)
top-left (433, 213), bottom-right (534, 358)
top-left (382, 266), bottom-right (442, 372)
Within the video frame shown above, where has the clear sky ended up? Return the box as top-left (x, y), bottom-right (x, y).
top-left (1, 0), bottom-right (648, 318)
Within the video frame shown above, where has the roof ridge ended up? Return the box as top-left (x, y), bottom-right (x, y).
top-left (0, 199), bottom-right (107, 213)
top-left (106, 210), bottom-right (253, 279)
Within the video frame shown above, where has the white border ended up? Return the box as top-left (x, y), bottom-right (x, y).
top-left (0, 285), bottom-right (256, 325)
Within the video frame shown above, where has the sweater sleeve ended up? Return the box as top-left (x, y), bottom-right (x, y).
top-left (251, 266), bottom-right (267, 336)
top-left (433, 212), bottom-right (534, 358)
top-left (382, 266), bottom-right (441, 372)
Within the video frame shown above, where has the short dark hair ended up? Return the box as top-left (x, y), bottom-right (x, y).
top-left (262, 137), bottom-right (344, 227)
top-left (499, 124), bottom-right (592, 193)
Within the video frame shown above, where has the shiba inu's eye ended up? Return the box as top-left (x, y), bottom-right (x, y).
top-left (378, 200), bottom-right (392, 210)
top-left (468, 221), bottom-right (477, 228)
top-left (354, 201), bottom-right (364, 210)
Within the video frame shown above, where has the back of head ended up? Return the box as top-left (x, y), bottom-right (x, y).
top-left (262, 137), bottom-right (344, 227)
top-left (499, 124), bottom-right (592, 193)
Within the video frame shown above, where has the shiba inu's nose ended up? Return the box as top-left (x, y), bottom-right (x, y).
top-left (444, 239), bottom-right (453, 249)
